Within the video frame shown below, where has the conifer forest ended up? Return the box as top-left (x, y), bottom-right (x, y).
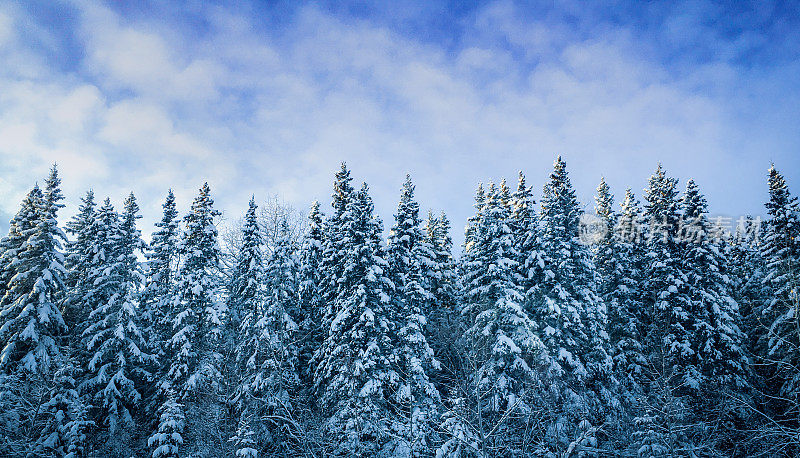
top-left (3, 157), bottom-right (800, 458)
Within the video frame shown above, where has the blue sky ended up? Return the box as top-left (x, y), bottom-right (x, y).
top-left (1, 0), bottom-right (798, 247)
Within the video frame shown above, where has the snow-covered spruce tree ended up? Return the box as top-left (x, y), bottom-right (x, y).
top-left (729, 216), bottom-right (772, 436)
top-left (297, 200), bottom-right (325, 384)
top-left (0, 166), bottom-right (67, 375)
top-left (455, 181), bottom-right (543, 456)
top-left (729, 216), bottom-right (766, 352)
top-left (603, 188), bottom-right (647, 395)
top-left (386, 175), bottom-right (441, 457)
top-left (266, 217), bottom-right (301, 343)
top-left (510, 172), bottom-right (543, 311)
top-left (644, 164), bottom-right (702, 393)
top-left (312, 163), bottom-right (355, 374)
top-left (227, 197), bottom-right (264, 336)
top-left (634, 164), bottom-right (701, 454)
top-left (463, 184), bottom-right (486, 254)
top-left (63, 190), bottom-right (97, 334)
top-left (230, 417), bottom-right (258, 458)
top-left (679, 180), bottom-right (750, 450)
top-left (228, 196), bottom-right (266, 455)
top-left (237, 210), bottom-right (301, 455)
top-left (426, 211), bottom-right (457, 313)
top-left (680, 181), bottom-right (748, 389)
top-left (760, 165), bottom-right (800, 406)
top-left (0, 186), bottom-right (43, 330)
top-left (79, 195), bottom-right (152, 453)
top-left (314, 180), bottom-right (398, 456)
top-left (0, 186), bottom-right (44, 454)
top-left (141, 190), bottom-right (180, 407)
top-left (159, 182), bottom-right (228, 455)
top-left (422, 210), bottom-right (459, 382)
top-left (535, 157), bottom-right (613, 449)
top-left (0, 166), bottom-right (91, 456)
top-left (35, 359), bottom-right (94, 458)
top-left (642, 165), bottom-right (696, 382)
top-left (592, 181), bottom-right (649, 450)
top-left (141, 190), bottom-right (180, 348)
top-left (148, 390), bottom-right (185, 458)
top-left (594, 178), bottom-right (619, 303)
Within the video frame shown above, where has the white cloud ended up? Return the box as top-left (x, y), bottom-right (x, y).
top-left (0, 0), bottom-right (796, 246)
top-left (0, 10), bottom-right (13, 48)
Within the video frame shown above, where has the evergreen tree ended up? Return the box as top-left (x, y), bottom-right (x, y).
top-left (141, 190), bottom-right (180, 359)
top-left (161, 183), bottom-right (228, 455)
top-left (236, 209), bottom-right (300, 454)
top-left (312, 163), bottom-right (355, 373)
top-left (535, 157), bottom-right (613, 446)
top-left (423, 210), bottom-right (461, 400)
top-left (80, 196), bottom-right (151, 445)
top-left (148, 391), bottom-right (185, 458)
top-left (638, 164), bottom-right (702, 452)
top-left (463, 184), bottom-right (486, 254)
top-left (642, 165), bottom-right (699, 389)
top-left (425, 211), bottom-right (457, 313)
top-left (594, 178), bottom-right (618, 299)
top-left (231, 417), bottom-right (258, 458)
top-left (227, 197), bottom-right (264, 334)
top-left (33, 360), bottom-right (94, 458)
top-left (0, 186), bottom-right (43, 330)
top-left (760, 165), bottom-right (800, 405)
top-left (605, 189), bottom-right (647, 393)
top-left (0, 186), bottom-right (44, 453)
top-left (680, 180), bottom-right (748, 389)
top-left (510, 172), bottom-right (543, 308)
top-left (0, 165), bottom-right (67, 375)
top-left (63, 190), bottom-right (98, 334)
top-left (679, 180), bottom-right (750, 450)
top-left (730, 216), bottom-right (767, 361)
top-left (141, 190), bottom-right (181, 430)
top-left (387, 175), bottom-right (441, 457)
top-left (297, 200), bottom-right (325, 383)
top-left (0, 166), bottom-right (90, 456)
top-left (165, 182), bottom-right (226, 397)
top-left (314, 181), bottom-right (398, 455)
top-left (458, 182), bottom-right (542, 454)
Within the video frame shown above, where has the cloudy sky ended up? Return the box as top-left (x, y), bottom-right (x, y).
top-left (1, 0), bottom-right (798, 247)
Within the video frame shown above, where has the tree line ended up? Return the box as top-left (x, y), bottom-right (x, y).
top-left (0, 157), bottom-right (798, 457)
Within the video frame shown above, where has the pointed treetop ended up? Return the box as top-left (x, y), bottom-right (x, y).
top-left (308, 200), bottom-right (323, 228)
top-left (358, 182), bottom-right (373, 207)
top-left (682, 179), bottom-right (708, 219)
top-left (620, 188), bottom-right (639, 214)
top-left (84, 189), bottom-right (96, 205)
top-left (499, 178), bottom-right (511, 207)
top-left (553, 155), bottom-right (566, 171)
top-left (474, 183), bottom-right (486, 210)
top-left (439, 210), bottom-right (450, 227)
top-left (155, 189), bottom-right (179, 229)
top-left (332, 163), bottom-right (355, 215)
top-left (123, 192), bottom-right (140, 218)
top-left (595, 177), bottom-right (614, 219)
top-left (400, 174), bottom-right (416, 203)
top-left (644, 163), bottom-right (679, 218)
